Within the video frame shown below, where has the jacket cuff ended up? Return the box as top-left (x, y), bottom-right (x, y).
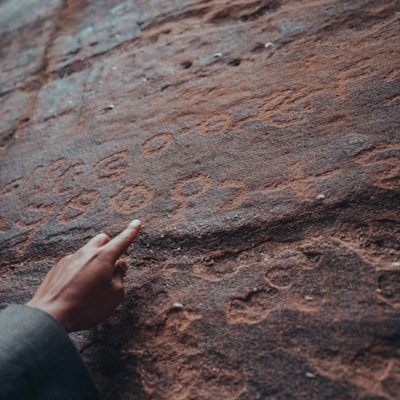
top-left (0, 305), bottom-right (98, 400)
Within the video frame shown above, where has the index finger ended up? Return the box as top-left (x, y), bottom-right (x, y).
top-left (103, 220), bottom-right (142, 261)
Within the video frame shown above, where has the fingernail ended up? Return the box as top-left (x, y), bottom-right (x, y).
top-left (129, 219), bottom-right (141, 228)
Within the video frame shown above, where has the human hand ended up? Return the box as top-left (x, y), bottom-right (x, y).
top-left (27, 220), bottom-right (142, 332)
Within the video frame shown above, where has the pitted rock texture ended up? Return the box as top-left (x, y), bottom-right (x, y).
top-left (0, 1), bottom-right (399, 399)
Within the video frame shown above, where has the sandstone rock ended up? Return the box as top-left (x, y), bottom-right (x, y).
top-left (0, 0), bottom-right (399, 399)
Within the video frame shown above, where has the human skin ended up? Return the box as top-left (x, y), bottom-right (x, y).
top-left (27, 219), bottom-right (142, 332)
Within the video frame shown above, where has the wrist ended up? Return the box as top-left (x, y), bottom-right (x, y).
top-left (26, 300), bottom-right (72, 333)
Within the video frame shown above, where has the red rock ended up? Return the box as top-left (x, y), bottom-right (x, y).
top-left (0, 0), bottom-right (399, 398)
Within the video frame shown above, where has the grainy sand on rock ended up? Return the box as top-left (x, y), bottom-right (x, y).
top-left (0, 1), bottom-right (399, 399)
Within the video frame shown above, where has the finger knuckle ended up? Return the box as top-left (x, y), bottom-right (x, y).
top-left (97, 233), bottom-right (110, 241)
top-left (93, 249), bottom-right (112, 263)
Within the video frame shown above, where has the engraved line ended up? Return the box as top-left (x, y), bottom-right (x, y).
top-left (171, 174), bottom-right (212, 223)
top-left (217, 180), bottom-right (248, 210)
top-left (110, 184), bottom-right (154, 214)
top-left (141, 133), bottom-right (174, 157)
top-left (16, 203), bottom-right (55, 230)
top-left (92, 150), bottom-right (129, 180)
top-left (53, 162), bottom-right (85, 195)
top-left (0, 177), bottom-right (23, 196)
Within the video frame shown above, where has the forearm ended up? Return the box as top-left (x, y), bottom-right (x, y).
top-left (0, 219), bottom-right (142, 399)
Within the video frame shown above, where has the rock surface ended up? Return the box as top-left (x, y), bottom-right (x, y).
top-left (0, 0), bottom-right (399, 398)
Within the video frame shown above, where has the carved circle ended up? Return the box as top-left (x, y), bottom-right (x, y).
top-left (265, 266), bottom-right (296, 289)
top-left (141, 133), bottom-right (174, 157)
top-left (17, 203), bottom-right (54, 229)
top-left (171, 174), bottom-right (212, 200)
top-left (111, 184), bottom-right (154, 213)
top-left (93, 151), bottom-right (129, 180)
top-left (58, 190), bottom-right (99, 223)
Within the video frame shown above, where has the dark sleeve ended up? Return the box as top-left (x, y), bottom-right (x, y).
top-left (0, 305), bottom-right (98, 400)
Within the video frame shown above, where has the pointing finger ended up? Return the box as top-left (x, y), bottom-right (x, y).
top-left (103, 220), bottom-right (141, 262)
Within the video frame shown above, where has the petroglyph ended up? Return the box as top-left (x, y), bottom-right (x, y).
top-left (92, 150), bottom-right (129, 180)
top-left (43, 158), bottom-right (69, 186)
top-left (288, 162), bottom-right (319, 202)
top-left (164, 308), bottom-right (203, 334)
top-left (298, 241), bottom-right (324, 270)
top-left (58, 190), bottom-right (99, 223)
top-left (257, 88), bottom-right (317, 127)
top-left (141, 133), bottom-right (174, 157)
top-left (2, 159), bottom-right (71, 197)
top-left (373, 165), bottom-right (400, 191)
top-left (310, 343), bottom-right (395, 392)
top-left (383, 67), bottom-right (399, 83)
top-left (217, 180), bottom-right (248, 210)
top-left (330, 223), bottom-right (400, 272)
top-left (1, 143), bottom-right (394, 241)
top-left (385, 94), bottom-right (400, 107)
top-left (265, 265), bottom-right (297, 289)
top-left (196, 112), bottom-right (232, 135)
top-left (352, 144), bottom-right (400, 190)
top-left (226, 288), bottom-right (280, 324)
top-left (13, 232), bottom-right (36, 257)
top-left (0, 216), bottom-right (9, 232)
top-left (353, 143), bottom-right (400, 165)
top-left (21, 165), bottom-right (47, 196)
top-left (192, 260), bottom-right (241, 282)
top-left (0, 177), bottom-right (23, 196)
top-left (16, 203), bottom-right (55, 230)
top-left (171, 174), bottom-right (212, 222)
top-left (110, 184), bottom-right (154, 214)
top-left (261, 161), bottom-right (345, 202)
top-left (262, 90), bottom-right (294, 112)
top-left (177, 174), bottom-right (212, 199)
top-left (229, 87), bottom-right (324, 131)
top-left (53, 162), bottom-right (85, 195)
top-left (336, 58), bottom-right (376, 99)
